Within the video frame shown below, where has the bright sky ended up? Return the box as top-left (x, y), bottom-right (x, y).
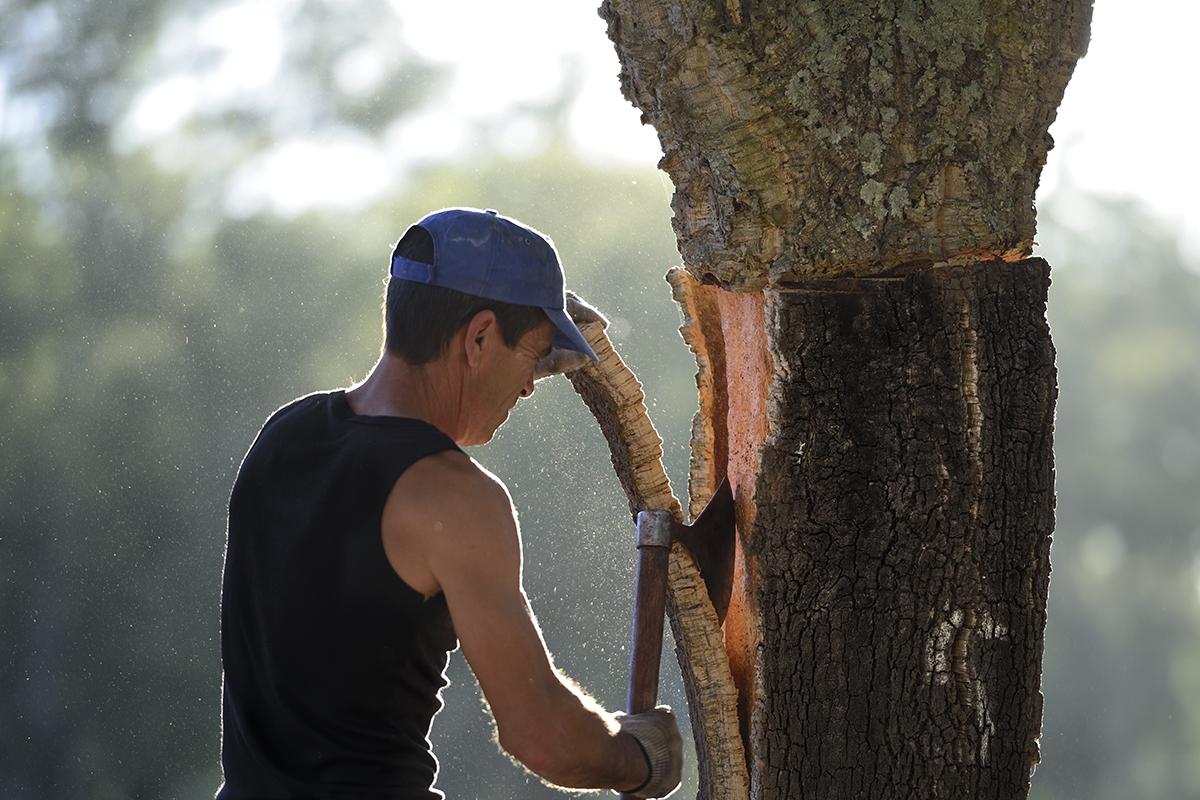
top-left (116, 0), bottom-right (1200, 260)
top-left (1037, 0), bottom-right (1200, 261)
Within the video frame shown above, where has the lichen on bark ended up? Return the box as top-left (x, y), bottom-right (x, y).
top-left (601, 0), bottom-right (1092, 288)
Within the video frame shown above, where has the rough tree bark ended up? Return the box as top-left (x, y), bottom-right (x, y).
top-left (598, 1), bottom-right (1091, 798)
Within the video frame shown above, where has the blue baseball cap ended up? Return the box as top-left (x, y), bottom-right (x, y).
top-left (390, 207), bottom-right (597, 362)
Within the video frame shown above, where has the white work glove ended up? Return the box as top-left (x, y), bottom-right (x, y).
top-left (533, 291), bottom-right (608, 380)
top-left (615, 705), bottom-right (683, 799)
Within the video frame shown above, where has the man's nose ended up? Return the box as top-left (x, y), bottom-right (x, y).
top-left (519, 375), bottom-right (536, 398)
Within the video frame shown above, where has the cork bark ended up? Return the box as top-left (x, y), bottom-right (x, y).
top-left (565, 320), bottom-right (750, 800)
top-left (601, 0), bottom-right (1090, 290)
top-left (600, 1), bottom-right (1087, 798)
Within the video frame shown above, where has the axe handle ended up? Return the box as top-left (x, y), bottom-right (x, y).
top-left (625, 541), bottom-right (670, 715)
top-left (620, 511), bottom-right (673, 800)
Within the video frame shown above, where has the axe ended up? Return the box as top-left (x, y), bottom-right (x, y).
top-left (619, 477), bottom-right (735, 800)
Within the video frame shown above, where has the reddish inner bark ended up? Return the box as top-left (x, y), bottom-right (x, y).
top-left (713, 287), bottom-right (772, 753)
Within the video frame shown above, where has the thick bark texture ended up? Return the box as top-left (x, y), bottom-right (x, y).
top-left (601, 0), bottom-right (1090, 290)
top-left (752, 260), bottom-right (1055, 797)
top-left (671, 257), bottom-right (1057, 800)
top-left (600, 1), bottom-right (1086, 798)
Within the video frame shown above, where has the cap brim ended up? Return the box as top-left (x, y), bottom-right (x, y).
top-left (544, 307), bottom-right (598, 361)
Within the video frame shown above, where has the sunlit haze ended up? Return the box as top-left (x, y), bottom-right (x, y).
top-left (1037, 0), bottom-right (1200, 261)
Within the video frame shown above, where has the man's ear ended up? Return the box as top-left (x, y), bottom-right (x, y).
top-left (461, 309), bottom-right (500, 367)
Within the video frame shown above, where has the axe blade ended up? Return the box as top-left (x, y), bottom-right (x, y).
top-left (672, 476), bottom-right (736, 624)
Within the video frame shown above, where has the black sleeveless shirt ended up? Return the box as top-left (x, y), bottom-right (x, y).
top-left (219, 391), bottom-right (460, 799)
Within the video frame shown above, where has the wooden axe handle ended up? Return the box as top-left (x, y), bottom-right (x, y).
top-left (625, 510), bottom-right (673, 714)
top-left (620, 510), bottom-right (673, 800)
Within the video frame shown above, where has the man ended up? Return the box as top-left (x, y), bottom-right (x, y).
top-left (218, 208), bottom-right (683, 799)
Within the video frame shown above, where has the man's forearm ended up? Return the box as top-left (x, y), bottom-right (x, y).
top-left (497, 677), bottom-right (649, 791)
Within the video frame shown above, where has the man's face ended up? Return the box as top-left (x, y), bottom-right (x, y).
top-left (462, 319), bottom-right (555, 446)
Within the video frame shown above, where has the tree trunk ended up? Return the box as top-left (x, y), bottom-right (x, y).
top-left (599, 1), bottom-right (1090, 798)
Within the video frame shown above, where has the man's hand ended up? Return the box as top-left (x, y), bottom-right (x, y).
top-left (534, 291), bottom-right (607, 380)
top-left (616, 706), bottom-right (683, 798)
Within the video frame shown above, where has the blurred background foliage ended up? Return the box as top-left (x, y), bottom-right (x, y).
top-left (1, 0), bottom-right (1198, 798)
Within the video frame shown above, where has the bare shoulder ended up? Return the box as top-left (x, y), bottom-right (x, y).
top-left (397, 450), bottom-right (515, 524)
top-left (382, 449), bottom-right (520, 598)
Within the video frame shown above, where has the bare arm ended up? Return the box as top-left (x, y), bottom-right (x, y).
top-left (382, 450), bottom-right (649, 791)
